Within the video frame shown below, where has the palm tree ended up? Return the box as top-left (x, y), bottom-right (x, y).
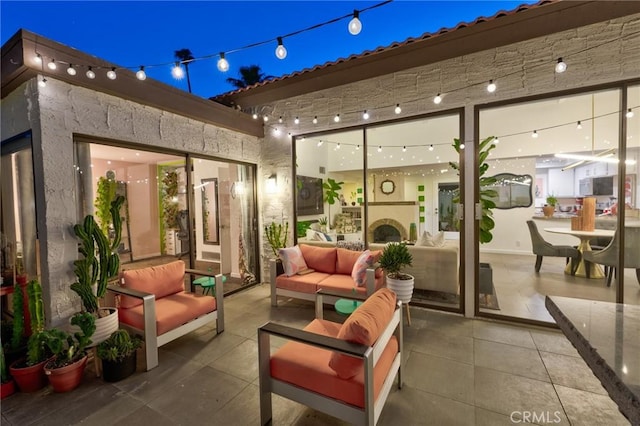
top-left (174, 48), bottom-right (194, 93)
top-left (226, 65), bottom-right (273, 89)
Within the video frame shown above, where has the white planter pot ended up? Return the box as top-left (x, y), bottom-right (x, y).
top-left (70, 308), bottom-right (118, 347)
top-left (386, 275), bottom-right (415, 304)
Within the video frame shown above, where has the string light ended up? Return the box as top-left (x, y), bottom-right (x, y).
top-left (493, 137), bottom-right (499, 144)
top-left (313, 116), bottom-right (318, 124)
top-left (34, 53), bottom-right (42, 64)
top-left (86, 67), bottom-right (95, 79)
top-left (294, 116), bottom-right (300, 124)
top-left (402, 146), bottom-right (407, 152)
top-left (252, 113), bottom-right (258, 119)
top-left (428, 145), bottom-right (434, 151)
top-left (217, 52), bottom-right (229, 72)
top-left (362, 110), bottom-right (370, 120)
top-left (317, 140), bottom-right (323, 147)
top-left (348, 10), bottom-right (362, 35)
top-left (555, 57), bottom-right (567, 73)
top-left (576, 121), bottom-right (582, 129)
top-left (47, 59), bottom-right (57, 70)
top-left (263, 115), bottom-right (269, 122)
top-left (377, 146), bottom-right (382, 152)
top-left (433, 93), bottom-right (442, 104)
top-left (459, 143), bottom-right (465, 149)
top-left (532, 130), bottom-right (539, 138)
top-left (106, 67), bottom-right (117, 80)
top-left (171, 62), bottom-right (184, 79)
top-left (136, 66), bottom-right (147, 81)
top-left (627, 108), bottom-right (635, 118)
top-left (275, 37), bottom-right (287, 60)
top-left (334, 114), bottom-right (340, 123)
top-left (278, 116), bottom-right (283, 123)
top-left (66, 64), bottom-right (76, 76)
top-left (487, 80), bottom-right (496, 93)
top-left (38, 77), bottom-right (47, 88)
top-left (394, 104), bottom-right (401, 114)
top-left (355, 145), bottom-right (360, 150)
top-left (336, 143), bottom-right (341, 149)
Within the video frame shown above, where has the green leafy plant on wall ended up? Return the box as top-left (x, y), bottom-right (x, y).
top-left (161, 170), bottom-right (180, 229)
top-left (449, 136), bottom-right (498, 243)
top-left (95, 175), bottom-right (117, 235)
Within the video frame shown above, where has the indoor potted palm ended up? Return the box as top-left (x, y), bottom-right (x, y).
top-left (43, 312), bottom-right (95, 393)
top-left (96, 329), bottom-right (141, 382)
top-left (70, 195), bottom-right (124, 345)
top-left (379, 242), bottom-right (414, 309)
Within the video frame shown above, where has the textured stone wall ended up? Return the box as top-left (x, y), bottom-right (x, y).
top-left (257, 15), bottom-right (640, 280)
top-left (4, 77), bottom-right (260, 324)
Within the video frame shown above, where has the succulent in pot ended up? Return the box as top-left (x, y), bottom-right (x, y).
top-left (97, 329), bottom-right (141, 382)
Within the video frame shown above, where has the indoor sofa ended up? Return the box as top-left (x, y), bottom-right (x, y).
top-left (269, 244), bottom-right (383, 306)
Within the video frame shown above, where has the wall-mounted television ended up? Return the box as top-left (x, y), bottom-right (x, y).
top-left (296, 175), bottom-right (324, 216)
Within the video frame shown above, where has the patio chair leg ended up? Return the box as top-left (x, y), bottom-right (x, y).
top-left (585, 261), bottom-right (591, 279)
top-left (636, 269), bottom-right (640, 285)
top-left (607, 267), bottom-right (615, 287)
top-left (535, 256), bottom-right (542, 272)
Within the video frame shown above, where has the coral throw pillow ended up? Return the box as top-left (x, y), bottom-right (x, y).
top-left (278, 245), bottom-right (308, 277)
top-left (351, 250), bottom-right (374, 287)
top-left (328, 288), bottom-right (397, 379)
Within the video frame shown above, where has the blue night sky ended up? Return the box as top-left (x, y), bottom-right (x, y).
top-left (1, 1), bottom-right (535, 98)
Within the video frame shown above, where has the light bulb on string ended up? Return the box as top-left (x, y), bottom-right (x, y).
top-left (66, 64), bottom-right (76, 76)
top-left (394, 104), bottom-right (401, 114)
top-left (38, 77), bottom-right (47, 88)
top-left (627, 108), bottom-right (635, 118)
top-left (294, 116), bottom-right (300, 124)
top-left (355, 145), bottom-right (360, 150)
top-left (402, 146), bottom-right (407, 152)
top-left (172, 62), bottom-right (184, 79)
top-left (532, 130), bottom-right (539, 138)
top-left (494, 137), bottom-right (500, 144)
top-left (263, 116), bottom-right (269, 122)
top-left (428, 145), bottom-right (434, 151)
top-left (217, 52), bottom-right (229, 72)
top-left (86, 67), bottom-right (95, 79)
top-left (278, 116), bottom-right (283, 124)
top-left (487, 80), bottom-right (496, 93)
top-left (34, 53), bottom-right (42, 64)
top-left (555, 58), bottom-right (567, 73)
top-left (317, 140), bottom-right (323, 147)
top-left (336, 143), bottom-right (341, 149)
top-left (348, 10), bottom-right (362, 35)
top-left (433, 93), bottom-right (442, 104)
top-left (313, 116), bottom-right (318, 124)
top-left (252, 113), bottom-right (258, 119)
top-left (362, 110), bottom-right (369, 120)
top-left (576, 121), bottom-right (582, 129)
top-left (136, 66), bottom-right (147, 81)
top-left (275, 37), bottom-right (287, 60)
top-left (47, 59), bottom-right (57, 70)
top-left (460, 143), bottom-right (465, 149)
top-left (106, 67), bottom-right (117, 80)
top-left (334, 114), bottom-right (340, 123)
top-left (377, 146), bottom-right (382, 152)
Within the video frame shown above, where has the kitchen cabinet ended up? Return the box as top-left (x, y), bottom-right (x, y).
top-left (548, 168), bottom-right (575, 197)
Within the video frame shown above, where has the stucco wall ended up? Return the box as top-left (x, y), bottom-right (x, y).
top-left (3, 77), bottom-right (260, 325)
top-left (257, 15), bottom-right (640, 279)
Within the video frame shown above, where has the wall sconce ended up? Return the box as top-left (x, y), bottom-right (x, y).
top-left (231, 181), bottom-right (244, 199)
top-left (266, 174), bottom-right (277, 194)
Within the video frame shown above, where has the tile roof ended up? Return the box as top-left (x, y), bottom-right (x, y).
top-left (215, 0), bottom-right (557, 99)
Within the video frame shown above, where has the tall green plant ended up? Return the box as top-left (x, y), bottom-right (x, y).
top-left (10, 282), bottom-right (25, 351)
top-left (0, 341), bottom-right (8, 383)
top-left (264, 222), bottom-right (289, 258)
top-left (323, 178), bottom-right (343, 230)
top-left (25, 279), bottom-right (49, 366)
top-left (449, 136), bottom-right (498, 244)
top-left (94, 176), bottom-right (117, 235)
top-left (71, 195), bottom-right (125, 314)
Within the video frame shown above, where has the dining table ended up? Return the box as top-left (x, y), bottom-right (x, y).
top-left (544, 227), bottom-right (615, 278)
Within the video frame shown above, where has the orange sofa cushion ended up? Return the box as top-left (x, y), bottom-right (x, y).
top-left (299, 245), bottom-right (337, 274)
top-left (335, 248), bottom-right (363, 274)
top-left (270, 318), bottom-right (398, 409)
top-left (119, 260), bottom-right (186, 308)
top-left (275, 272), bottom-right (330, 294)
top-left (329, 288), bottom-right (397, 379)
top-left (118, 291), bottom-right (216, 335)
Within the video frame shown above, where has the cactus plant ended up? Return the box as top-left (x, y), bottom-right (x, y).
top-left (264, 221), bottom-right (289, 258)
top-left (71, 195), bottom-right (124, 314)
top-left (43, 312), bottom-right (95, 369)
top-left (97, 329), bottom-right (141, 363)
top-left (9, 282), bottom-right (25, 351)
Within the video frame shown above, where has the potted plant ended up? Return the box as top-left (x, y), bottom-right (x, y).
top-left (544, 195), bottom-right (558, 218)
top-left (8, 279), bottom-right (51, 393)
top-left (264, 221), bottom-right (289, 276)
top-left (318, 216), bottom-right (328, 233)
top-left (96, 329), bottom-right (141, 382)
top-left (323, 178), bottom-right (343, 230)
top-left (379, 242), bottom-right (415, 311)
top-left (1, 341), bottom-right (15, 399)
top-left (43, 312), bottom-right (95, 393)
top-left (70, 195), bottom-right (124, 345)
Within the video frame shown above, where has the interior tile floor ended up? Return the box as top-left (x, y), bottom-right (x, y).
top-left (1, 284), bottom-right (631, 425)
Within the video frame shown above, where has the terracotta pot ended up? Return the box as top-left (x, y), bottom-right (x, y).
top-left (101, 352), bottom-right (137, 383)
top-left (1, 379), bottom-right (16, 399)
top-left (44, 355), bottom-right (88, 393)
top-left (9, 358), bottom-right (48, 392)
top-left (543, 205), bottom-right (555, 217)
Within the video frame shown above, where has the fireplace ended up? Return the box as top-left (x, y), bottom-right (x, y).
top-left (368, 219), bottom-right (408, 243)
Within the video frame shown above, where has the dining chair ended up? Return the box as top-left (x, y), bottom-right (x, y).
top-left (526, 220), bottom-right (581, 275)
top-left (583, 227), bottom-right (640, 286)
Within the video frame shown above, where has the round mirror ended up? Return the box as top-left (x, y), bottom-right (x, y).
top-left (380, 179), bottom-right (395, 195)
